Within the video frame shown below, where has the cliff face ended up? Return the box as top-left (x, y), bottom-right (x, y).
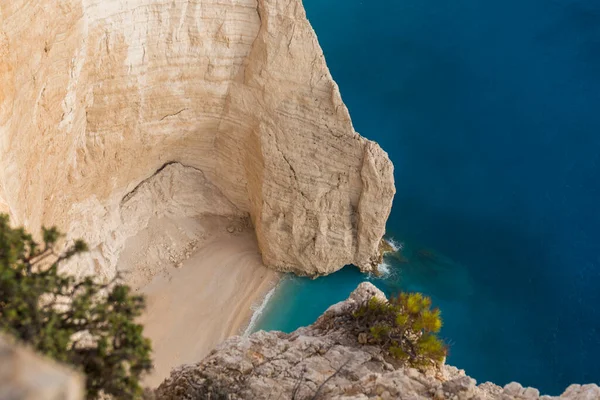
top-left (155, 283), bottom-right (600, 400)
top-left (0, 0), bottom-right (395, 277)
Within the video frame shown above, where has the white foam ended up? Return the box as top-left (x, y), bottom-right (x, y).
top-left (377, 261), bottom-right (392, 277)
top-left (367, 260), bottom-right (393, 280)
top-left (387, 238), bottom-right (404, 252)
top-left (243, 283), bottom-right (279, 337)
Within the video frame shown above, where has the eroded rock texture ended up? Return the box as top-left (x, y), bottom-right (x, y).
top-left (0, 0), bottom-right (395, 277)
top-left (155, 283), bottom-right (600, 400)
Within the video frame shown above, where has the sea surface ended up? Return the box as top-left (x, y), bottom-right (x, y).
top-left (252, 0), bottom-right (600, 394)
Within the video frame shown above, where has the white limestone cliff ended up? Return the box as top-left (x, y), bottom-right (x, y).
top-left (0, 0), bottom-right (395, 277)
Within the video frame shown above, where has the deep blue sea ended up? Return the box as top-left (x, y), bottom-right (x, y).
top-left (253, 0), bottom-right (600, 395)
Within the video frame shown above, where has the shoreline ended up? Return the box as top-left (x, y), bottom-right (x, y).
top-left (243, 278), bottom-right (282, 337)
top-left (136, 230), bottom-right (280, 387)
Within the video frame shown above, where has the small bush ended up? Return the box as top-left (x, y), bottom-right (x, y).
top-left (353, 293), bottom-right (447, 368)
top-left (0, 214), bottom-right (152, 399)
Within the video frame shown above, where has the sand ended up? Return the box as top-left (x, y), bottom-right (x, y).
top-left (115, 214), bottom-right (279, 387)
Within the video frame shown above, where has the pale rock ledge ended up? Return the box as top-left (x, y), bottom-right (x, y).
top-left (0, 0), bottom-right (395, 277)
top-left (154, 283), bottom-right (600, 400)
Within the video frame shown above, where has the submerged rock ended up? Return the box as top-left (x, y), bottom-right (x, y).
top-left (155, 283), bottom-right (600, 400)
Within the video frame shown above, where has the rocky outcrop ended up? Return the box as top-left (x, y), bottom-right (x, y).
top-left (155, 283), bottom-right (600, 400)
top-left (0, 334), bottom-right (84, 400)
top-left (0, 0), bottom-right (395, 277)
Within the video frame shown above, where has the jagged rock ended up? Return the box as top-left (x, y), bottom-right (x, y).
top-left (0, 0), bottom-right (394, 278)
top-left (155, 283), bottom-right (600, 400)
top-left (0, 334), bottom-right (84, 400)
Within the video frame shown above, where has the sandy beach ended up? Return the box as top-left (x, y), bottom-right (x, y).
top-left (115, 214), bottom-right (279, 387)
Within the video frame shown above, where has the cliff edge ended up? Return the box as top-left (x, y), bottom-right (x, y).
top-left (155, 283), bottom-right (600, 400)
top-left (0, 0), bottom-right (395, 277)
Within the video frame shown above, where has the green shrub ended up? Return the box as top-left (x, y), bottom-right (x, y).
top-left (353, 293), bottom-right (447, 368)
top-left (0, 214), bottom-right (152, 399)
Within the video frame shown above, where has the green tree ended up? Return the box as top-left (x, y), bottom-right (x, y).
top-left (0, 214), bottom-right (152, 399)
top-left (353, 292), bottom-right (447, 368)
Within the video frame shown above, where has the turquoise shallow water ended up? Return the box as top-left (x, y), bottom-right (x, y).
top-left (254, 0), bottom-right (600, 395)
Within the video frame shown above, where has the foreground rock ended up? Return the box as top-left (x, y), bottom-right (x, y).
top-left (0, 334), bottom-right (84, 400)
top-left (0, 0), bottom-right (394, 277)
top-left (155, 283), bottom-right (600, 400)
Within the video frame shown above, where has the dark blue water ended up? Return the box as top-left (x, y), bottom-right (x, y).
top-left (254, 0), bottom-right (600, 395)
